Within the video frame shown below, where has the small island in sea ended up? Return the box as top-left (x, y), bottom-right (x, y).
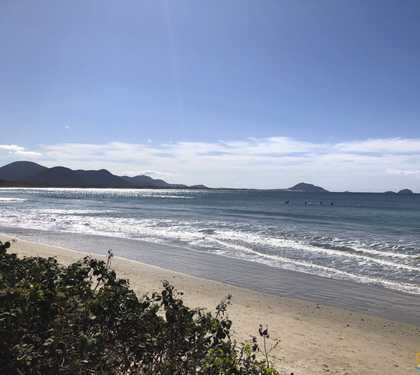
top-left (384, 189), bottom-right (414, 195)
top-left (285, 182), bottom-right (329, 193)
top-left (397, 188), bottom-right (414, 195)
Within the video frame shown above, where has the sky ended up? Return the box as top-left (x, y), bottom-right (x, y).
top-left (1, 0), bottom-right (420, 191)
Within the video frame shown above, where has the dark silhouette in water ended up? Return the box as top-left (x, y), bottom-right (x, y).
top-left (397, 189), bottom-right (414, 195)
top-left (287, 182), bottom-right (329, 193)
top-left (330, 202), bottom-right (334, 206)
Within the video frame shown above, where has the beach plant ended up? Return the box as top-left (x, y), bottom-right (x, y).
top-left (257, 325), bottom-right (280, 369)
top-left (0, 240), bottom-right (279, 375)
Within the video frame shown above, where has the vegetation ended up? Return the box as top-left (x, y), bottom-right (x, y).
top-left (0, 240), bottom-right (280, 374)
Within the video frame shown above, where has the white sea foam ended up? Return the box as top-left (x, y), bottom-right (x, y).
top-left (36, 208), bottom-right (115, 215)
top-left (0, 197), bottom-right (26, 203)
top-left (207, 238), bottom-right (420, 295)
top-left (1, 209), bottom-right (417, 275)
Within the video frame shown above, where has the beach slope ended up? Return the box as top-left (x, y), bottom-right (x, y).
top-left (2, 235), bottom-right (418, 375)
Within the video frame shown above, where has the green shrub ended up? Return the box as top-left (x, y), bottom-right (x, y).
top-left (0, 241), bottom-right (279, 374)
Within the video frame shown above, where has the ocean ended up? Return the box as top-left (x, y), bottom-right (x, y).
top-left (0, 187), bottom-right (419, 298)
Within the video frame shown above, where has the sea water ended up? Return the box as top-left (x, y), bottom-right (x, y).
top-left (0, 188), bottom-right (419, 296)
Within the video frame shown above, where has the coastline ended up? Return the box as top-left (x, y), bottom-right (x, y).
top-left (2, 226), bottom-right (419, 325)
top-left (1, 233), bottom-right (419, 375)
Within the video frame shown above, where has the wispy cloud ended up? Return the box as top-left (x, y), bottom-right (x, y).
top-left (386, 168), bottom-right (420, 177)
top-left (0, 144), bottom-right (41, 158)
top-left (1, 137), bottom-right (419, 191)
top-left (335, 138), bottom-right (420, 154)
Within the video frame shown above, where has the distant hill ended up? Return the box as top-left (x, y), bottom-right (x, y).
top-left (286, 182), bottom-right (329, 193)
top-left (189, 184), bottom-right (208, 189)
top-left (0, 161), bottom-right (47, 181)
top-left (31, 167), bottom-right (134, 188)
top-left (0, 179), bottom-right (40, 187)
top-left (122, 175), bottom-right (188, 189)
top-left (0, 161), bottom-right (208, 189)
top-left (384, 190), bottom-right (417, 195)
top-left (397, 189), bottom-right (414, 195)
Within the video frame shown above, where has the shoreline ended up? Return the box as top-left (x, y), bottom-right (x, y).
top-left (1, 226), bottom-right (419, 326)
top-left (1, 233), bottom-right (419, 375)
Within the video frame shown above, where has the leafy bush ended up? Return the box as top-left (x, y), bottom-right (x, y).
top-left (0, 241), bottom-right (279, 374)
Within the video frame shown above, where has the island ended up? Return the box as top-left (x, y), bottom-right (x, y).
top-left (286, 182), bottom-right (329, 193)
top-left (397, 189), bottom-right (414, 195)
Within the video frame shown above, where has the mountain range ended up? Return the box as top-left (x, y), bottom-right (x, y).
top-left (0, 161), bottom-right (208, 189)
top-left (0, 161), bottom-right (415, 193)
top-left (0, 162), bottom-right (326, 191)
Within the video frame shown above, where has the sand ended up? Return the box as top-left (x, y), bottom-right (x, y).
top-left (1, 234), bottom-right (419, 375)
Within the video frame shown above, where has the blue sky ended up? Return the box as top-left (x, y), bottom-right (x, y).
top-left (1, 0), bottom-right (420, 190)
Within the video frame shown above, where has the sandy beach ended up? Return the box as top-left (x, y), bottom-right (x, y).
top-left (1, 233), bottom-right (419, 375)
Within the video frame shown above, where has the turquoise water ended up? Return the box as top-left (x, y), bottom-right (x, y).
top-left (0, 188), bottom-right (419, 295)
